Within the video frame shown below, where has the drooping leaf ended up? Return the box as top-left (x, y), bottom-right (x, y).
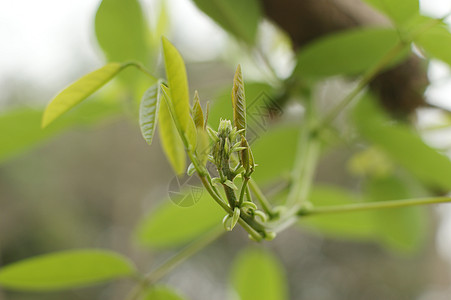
top-left (354, 93), bottom-right (451, 190)
top-left (366, 176), bottom-right (427, 253)
top-left (230, 248), bottom-right (288, 300)
top-left (142, 285), bottom-right (187, 300)
top-left (161, 37), bottom-right (197, 149)
top-left (140, 80), bottom-right (163, 145)
top-left (42, 63), bottom-right (128, 128)
top-left (362, 0), bottom-right (419, 25)
top-left (192, 0), bottom-right (261, 44)
top-left (159, 87), bottom-right (186, 175)
top-left (0, 249), bottom-right (135, 291)
top-left (295, 28), bottom-right (408, 78)
top-left (232, 64), bottom-right (246, 135)
top-left (414, 22), bottom-right (451, 67)
top-left (135, 193), bottom-right (223, 249)
top-left (95, 0), bottom-right (150, 64)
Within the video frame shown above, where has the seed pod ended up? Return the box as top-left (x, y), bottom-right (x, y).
top-left (232, 64), bottom-right (246, 135)
top-left (192, 90), bottom-right (204, 128)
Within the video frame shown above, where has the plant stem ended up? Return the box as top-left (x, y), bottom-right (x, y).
top-left (128, 62), bottom-right (157, 81)
top-left (248, 178), bottom-right (275, 217)
top-left (299, 197), bottom-right (451, 216)
top-left (238, 176), bottom-right (250, 206)
top-left (126, 226), bottom-right (224, 300)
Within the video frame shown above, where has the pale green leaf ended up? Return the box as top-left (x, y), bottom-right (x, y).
top-left (140, 80), bottom-right (163, 145)
top-left (232, 64), bottom-right (246, 134)
top-left (354, 93), bottom-right (451, 190)
top-left (95, 0), bottom-right (150, 64)
top-left (42, 63), bottom-right (127, 128)
top-left (192, 90), bottom-right (204, 128)
top-left (192, 0), bottom-right (261, 43)
top-left (414, 22), bottom-right (451, 67)
top-left (363, 0), bottom-right (419, 25)
top-left (366, 176), bottom-right (427, 253)
top-left (295, 28), bottom-right (408, 78)
top-left (143, 285), bottom-right (187, 300)
top-left (135, 193), bottom-right (223, 249)
top-left (161, 37), bottom-right (196, 149)
top-left (0, 249), bottom-right (135, 291)
top-left (159, 89), bottom-right (186, 175)
top-left (230, 248), bottom-right (288, 300)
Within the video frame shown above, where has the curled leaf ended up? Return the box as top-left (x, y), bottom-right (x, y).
top-left (232, 64), bottom-right (246, 135)
top-left (139, 79), bottom-right (163, 145)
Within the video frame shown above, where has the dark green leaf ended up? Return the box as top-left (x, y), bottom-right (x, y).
top-left (230, 248), bottom-right (288, 300)
top-left (0, 249), bottom-right (135, 291)
top-left (135, 193), bottom-right (223, 249)
top-left (295, 28), bottom-right (408, 78)
top-left (95, 0), bottom-right (150, 64)
top-left (42, 63), bottom-right (128, 128)
top-left (142, 285), bottom-right (187, 300)
top-left (159, 87), bottom-right (186, 175)
top-left (354, 94), bottom-right (451, 190)
top-left (363, 0), bottom-right (419, 25)
top-left (140, 80), bottom-right (163, 145)
top-left (192, 0), bottom-right (261, 44)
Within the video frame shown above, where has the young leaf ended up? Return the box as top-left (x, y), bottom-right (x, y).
top-left (142, 285), bottom-right (187, 300)
top-left (354, 93), bottom-right (451, 190)
top-left (135, 193), bottom-right (223, 249)
top-left (161, 37), bottom-right (197, 149)
top-left (159, 87), bottom-right (186, 175)
top-left (0, 249), bottom-right (135, 291)
top-left (232, 64), bottom-right (246, 135)
top-left (191, 0), bottom-right (261, 44)
top-left (362, 0), bottom-right (419, 25)
top-left (414, 23), bottom-right (451, 68)
top-left (192, 90), bottom-right (204, 128)
top-left (196, 128), bottom-right (210, 167)
top-left (42, 63), bottom-right (128, 128)
top-left (295, 28), bottom-right (408, 78)
top-left (140, 80), bottom-right (163, 145)
top-left (95, 0), bottom-right (150, 64)
top-left (230, 248), bottom-right (288, 300)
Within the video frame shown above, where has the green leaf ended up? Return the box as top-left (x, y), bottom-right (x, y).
top-left (230, 248), bottom-right (288, 300)
top-left (192, 90), bottom-right (204, 129)
top-left (42, 63), bottom-right (128, 128)
top-left (414, 22), bottom-right (451, 67)
top-left (159, 87), bottom-right (186, 175)
top-left (366, 176), bottom-right (427, 253)
top-left (95, 0), bottom-right (150, 64)
top-left (295, 28), bottom-right (408, 78)
top-left (135, 193), bottom-right (223, 249)
top-left (161, 37), bottom-right (197, 149)
top-left (140, 80), bottom-right (163, 145)
top-left (192, 0), bottom-right (261, 44)
top-left (354, 94), bottom-right (451, 190)
top-left (232, 64), bottom-right (246, 135)
top-left (301, 186), bottom-right (377, 239)
top-left (142, 285), bottom-right (187, 300)
top-left (0, 249), bottom-right (135, 291)
top-left (0, 99), bottom-right (121, 164)
top-left (363, 0), bottom-right (419, 25)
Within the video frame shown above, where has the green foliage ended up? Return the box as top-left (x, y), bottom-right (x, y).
top-left (0, 249), bottom-right (135, 291)
top-left (135, 193), bottom-right (223, 249)
top-left (230, 248), bottom-right (288, 300)
top-left (142, 286), bottom-right (187, 300)
top-left (191, 0), bottom-right (261, 44)
top-left (232, 64), bottom-right (246, 135)
top-left (140, 80), bottom-right (163, 145)
top-left (41, 63), bottom-right (128, 128)
top-left (159, 87), bottom-right (187, 175)
top-left (414, 22), bottom-right (451, 67)
top-left (354, 94), bottom-right (451, 190)
top-left (363, 0), bottom-right (419, 25)
top-left (295, 28), bottom-right (408, 78)
top-left (95, 0), bottom-right (150, 64)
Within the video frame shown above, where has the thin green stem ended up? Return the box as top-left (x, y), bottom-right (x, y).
top-left (299, 197), bottom-right (451, 216)
top-left (126, 226), bottom-right (224, 300)
top-left (248, 179), bottom-right (275, 217)
top-left (127, 62), bottom-right (157, 81)
top-left (238, 177), bottom-right (250, 206)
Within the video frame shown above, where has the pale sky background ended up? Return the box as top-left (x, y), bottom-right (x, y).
top-left (2, 0), bottom-right (451, 292)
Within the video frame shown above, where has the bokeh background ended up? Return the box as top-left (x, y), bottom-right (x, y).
top-left (2, 0), bottom-right (451, 299)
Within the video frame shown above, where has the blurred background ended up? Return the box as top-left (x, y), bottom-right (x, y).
top-left (2, 0), bottom-right (451, 299)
